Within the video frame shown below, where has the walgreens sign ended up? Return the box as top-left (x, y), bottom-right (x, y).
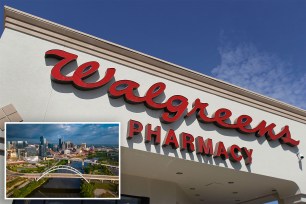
top-left (45, 49), bottom-right (300, 164)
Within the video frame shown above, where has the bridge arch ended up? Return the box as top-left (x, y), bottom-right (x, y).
top-left (36, 165), bottom-right (89, 183)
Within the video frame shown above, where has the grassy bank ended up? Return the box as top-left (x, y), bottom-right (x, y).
top-left (83, 164), bottom-right (113, 175)
top-left (12, 178), bottom-right (48, 198)
top-left (80, 181), bottom-right (118, 198)
top-left (87, 151), bottom-right (119, 166)
top-left (7, 177), bottom-right (27, 188)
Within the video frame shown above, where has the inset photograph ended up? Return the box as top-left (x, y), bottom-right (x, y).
top-left (5, 122), bottom-right (120, 200)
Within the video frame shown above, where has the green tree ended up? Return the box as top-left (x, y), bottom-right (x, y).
top-left (80, 182), bottom-right (94, 197)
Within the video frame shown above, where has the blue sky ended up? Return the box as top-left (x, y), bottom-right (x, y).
top-left (6, 123), bottom-right (119, 145)
top-left (1, 0), bottom-right (305, 110)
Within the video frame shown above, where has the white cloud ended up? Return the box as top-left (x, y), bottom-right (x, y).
top-left (107, 126), bottom-right (119, 134)
top-left (211, 43), bottom-right (306, 110)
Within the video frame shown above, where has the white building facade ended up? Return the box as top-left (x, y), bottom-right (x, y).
top-left (0, 6), bottom-right (306, 204)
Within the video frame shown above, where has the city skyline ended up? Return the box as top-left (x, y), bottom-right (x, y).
top-left (6, 123), bottom-right (119, 145)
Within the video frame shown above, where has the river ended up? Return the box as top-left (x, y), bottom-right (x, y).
top-left (27, 161), bottom-right (87, 198)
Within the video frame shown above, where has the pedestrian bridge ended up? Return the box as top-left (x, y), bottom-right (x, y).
top-left (36, 165), bottom-right (90, 183)
top-left (23, 165), bottom-right (119, 183)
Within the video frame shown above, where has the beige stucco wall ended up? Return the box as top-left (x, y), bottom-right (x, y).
top-left (122, 174), bottom-right (193, 204)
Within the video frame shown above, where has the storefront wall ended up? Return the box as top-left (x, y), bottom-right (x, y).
top-left (0, 7), bottom-right (306, 204)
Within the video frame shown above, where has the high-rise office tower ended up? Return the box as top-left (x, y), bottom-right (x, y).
top-left (59, 138), bottom-right (62, 149)
top-left (39, 136), bottom-right (47, 157)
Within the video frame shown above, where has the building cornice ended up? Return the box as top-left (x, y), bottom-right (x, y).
top-left (3, 6), bottom-right (306, 124)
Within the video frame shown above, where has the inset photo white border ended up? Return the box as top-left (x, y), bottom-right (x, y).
top-left (4, 122), bottom-right (121, 200)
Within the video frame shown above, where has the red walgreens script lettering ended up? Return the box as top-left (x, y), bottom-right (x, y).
top-left (45, 49), bottom-right (300, 147)
top-left (45, 49), bottom-right (116, 90)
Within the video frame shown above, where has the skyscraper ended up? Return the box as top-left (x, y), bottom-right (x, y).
top-left (65, 141), bottom-right (71, 149)
top-left (17, 149), bottom-right (26, 159)
top-left (25, 146), bottom-right (37, 157)
top-left (39, 136), bottom-right (47, 157)
top-left (40, 136), bottom-right (46, 145)
top-left (59, 138), bottom-right (62, 149)
top-left (16, 141), bottom-right (24, 149)
top-left (6, 141), bottom-right (11, 150)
